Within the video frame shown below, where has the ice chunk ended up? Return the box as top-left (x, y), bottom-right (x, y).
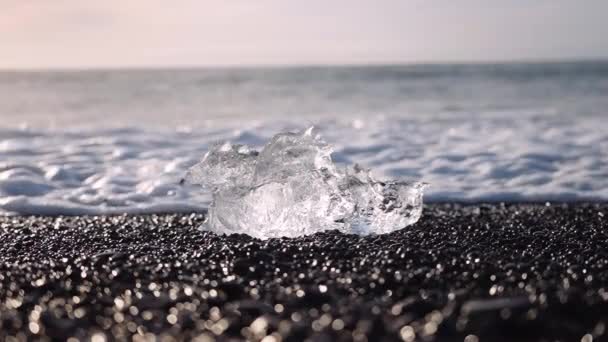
top-left (252, 127), bottom-right (337, 186)
top-left (185, 127), bottom-right (426, 239)
top-left (184, 142), bottom-right (258, 189)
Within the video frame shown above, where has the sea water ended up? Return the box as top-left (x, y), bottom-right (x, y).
top-left (1, 62), bottom-right (607, 215)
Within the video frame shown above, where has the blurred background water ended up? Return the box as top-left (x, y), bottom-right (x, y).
top-left (2, 61), bottom-right (607, 128)
top-left (0, 61), bottom-right (607, 214)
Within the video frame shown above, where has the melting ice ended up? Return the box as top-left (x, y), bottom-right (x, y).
top-left (184, 127), bottom-right (426, 239)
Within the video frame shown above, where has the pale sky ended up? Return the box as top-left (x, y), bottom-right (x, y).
top-left (1, 0), bottom-right (607, 69)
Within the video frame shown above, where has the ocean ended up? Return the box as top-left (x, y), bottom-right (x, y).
top-left (1, 61), bottom-right (607, 214)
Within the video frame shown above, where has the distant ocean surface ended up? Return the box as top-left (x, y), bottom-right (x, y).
top-left (1, 61), bottom-right (607, 214)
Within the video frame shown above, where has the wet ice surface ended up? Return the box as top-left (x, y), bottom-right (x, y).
top-left (184, 128), bottom-right (426, 238)
top-left (0, 113), bottom-right (607, 216)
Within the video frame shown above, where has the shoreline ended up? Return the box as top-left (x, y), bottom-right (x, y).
top-left (1, 203), bottom-right (606, 340)
top-left (3, 201), bottom-right (608, 218)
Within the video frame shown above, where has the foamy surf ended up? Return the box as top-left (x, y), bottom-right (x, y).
top-left (0, 112), bottom-right (607, 216)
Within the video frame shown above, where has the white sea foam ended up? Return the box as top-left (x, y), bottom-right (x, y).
top-left (1, 64), bottom-right (607, 215)
top-left (0, 111), bottom-right (606, 216)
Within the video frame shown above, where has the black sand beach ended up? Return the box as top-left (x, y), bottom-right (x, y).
top-left (1, 204), bottom-right (607, 341)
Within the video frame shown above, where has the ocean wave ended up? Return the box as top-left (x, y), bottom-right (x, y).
top-left (0, 113), bottom-right (606, 215)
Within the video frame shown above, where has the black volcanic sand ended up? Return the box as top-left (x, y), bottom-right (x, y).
top-left (1, 204), bottom-right (607, 342)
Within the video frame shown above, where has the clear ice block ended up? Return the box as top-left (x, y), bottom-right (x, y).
top-left (184, 127), bottom-right (426, 239)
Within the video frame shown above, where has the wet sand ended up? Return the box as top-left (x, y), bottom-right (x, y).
top-left (1, 204), bottom-right (607, 341)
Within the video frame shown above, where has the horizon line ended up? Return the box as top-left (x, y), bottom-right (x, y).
top-left (1, 56), bottom-right (608, 73)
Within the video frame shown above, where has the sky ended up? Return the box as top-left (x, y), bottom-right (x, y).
top-left (1, 0), bottom-right (607, 69)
